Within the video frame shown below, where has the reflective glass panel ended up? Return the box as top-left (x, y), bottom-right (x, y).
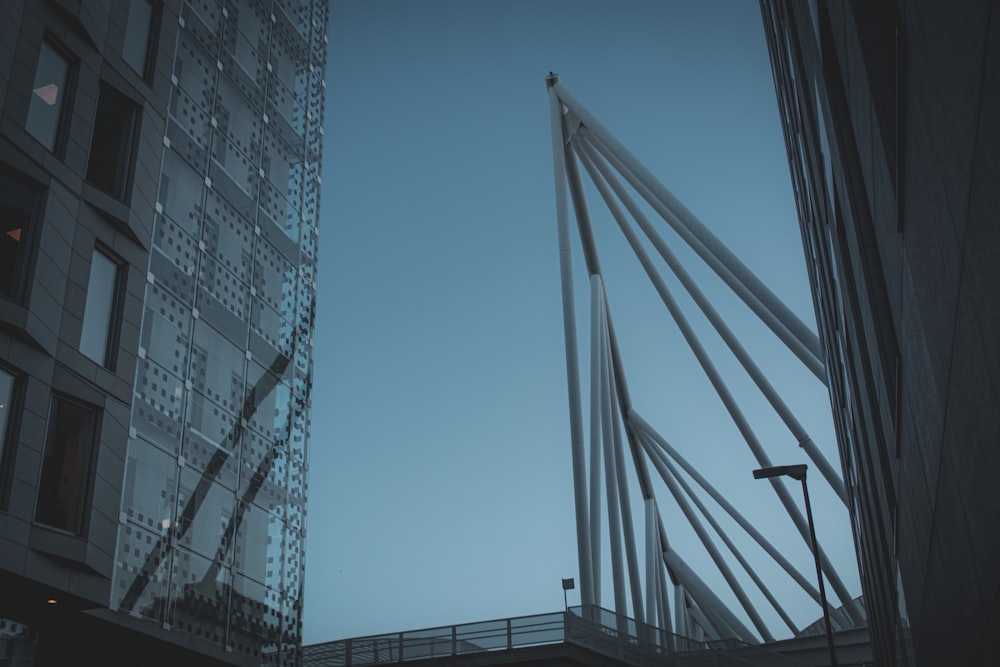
top-left (123, 0), bottom-right (154, 76)
top-left (0, 369), bottom-right (14, 485)
top-left (176, 468), bottom-right (235, 559)
top-left (114, 522), bottom-right (172, 621)
top-left (121, 438), bottom-right (177, 531)
top-left (80, 248), bottom-right (119, 365)
top-left (26, 42), bottom-right (70, 151)
top-left (168, 546), bottom-right (230, 646)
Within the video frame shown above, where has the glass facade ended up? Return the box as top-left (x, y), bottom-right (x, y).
top-left (112, 0), bottom-right (327, 662)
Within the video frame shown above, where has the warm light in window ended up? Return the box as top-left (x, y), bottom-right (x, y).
top-left (46, 599), bottom-right (58, 605)
top-left (6, 228), bottom-right (21, 242)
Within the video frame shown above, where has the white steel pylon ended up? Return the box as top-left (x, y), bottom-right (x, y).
top-left (546, 74), bottom-right (864, 645)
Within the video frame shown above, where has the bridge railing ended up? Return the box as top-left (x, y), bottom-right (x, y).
top-left (303, 606), bottom-right (709, 666)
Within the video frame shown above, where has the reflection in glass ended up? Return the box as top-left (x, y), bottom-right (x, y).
top-left (35, 395), bottom-right (96, 533)
top-left (167, 546), bottom-right (230, 646)
top-left (26, 42), bottom-right (70, 151)
top-left (123, 0), bottom-right (155, 76)
top-left (112, 0), bottom-right (325, 657)
top-left (0, 369), bottom-right (14, 484)
top-left (177, 469), bottom-right (235, 559)
top-left (186, 389), bottom-right (239, 457)
top-left (191, 321), bottom-right (246, 414)
top-left (184, 425), bottom-right (240, 491)
top-left (158, 149), bottom-right (205, 237)
top-left (122, 439), bottom-right (177, 531)
top-left (80, 249), bottom-right (120, 365)
top-left (115, 522), bottom-right (172, 621)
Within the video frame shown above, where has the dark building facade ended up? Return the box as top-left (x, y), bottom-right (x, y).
top-left (761, 1), bottom-right (999, 666)
top-left (0, 0), bottom-right (326, 665)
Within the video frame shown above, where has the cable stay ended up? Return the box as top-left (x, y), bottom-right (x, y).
top-left (546, 73), bottom-right (865, 647)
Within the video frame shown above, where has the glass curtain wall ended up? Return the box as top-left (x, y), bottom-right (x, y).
top-left (111, 0), bottom-right (326, 663)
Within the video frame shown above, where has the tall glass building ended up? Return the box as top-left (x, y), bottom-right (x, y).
top-left (114, 0), bottom-right (326, 662)
top-left (0, 0), bottom-right (326, 664)
top-left (762, 2), bottom-right (999, 665)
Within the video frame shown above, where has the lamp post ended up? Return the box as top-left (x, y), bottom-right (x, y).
top-left (562, 578), bottom-right (575, 612)
top-left (753, 464), bottom-right (838, 667)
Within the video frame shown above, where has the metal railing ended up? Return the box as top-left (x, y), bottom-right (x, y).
top-left (303, 606), bottom-right (714, 666)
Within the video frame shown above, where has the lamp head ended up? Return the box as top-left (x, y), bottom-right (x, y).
top-left (753, 464), bottom-right (807, 481)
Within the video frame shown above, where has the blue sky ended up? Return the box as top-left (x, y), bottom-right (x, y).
top-left (305, 0), bottom-right (860, 644)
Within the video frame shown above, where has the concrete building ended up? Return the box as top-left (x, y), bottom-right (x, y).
top-left (761, 1), bottom-right (1000, 665)
top-left (0, 0), bottom-right (326, 664)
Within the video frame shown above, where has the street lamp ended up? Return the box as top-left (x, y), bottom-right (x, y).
top-left (561, 578), bottom-right (575, 612)
top-left (753, 464), bottom-right (838, 667)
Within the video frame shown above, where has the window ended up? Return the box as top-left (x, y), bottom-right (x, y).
top-left (35, 395), bottom-right (98, 533)
top-left (80, 248), bottom-right (123, 366)
top-left (0, 368), bottom-right (17, 504)
top-left (123, 0), bottom-right (157, 78)
top-left (0, 170), bottom-right (39, 301)
top-left (86, 85), bottom-right (139, 200)
top-left (26, 42), bottom-right (71, 152)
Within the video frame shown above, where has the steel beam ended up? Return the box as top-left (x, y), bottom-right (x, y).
top-left (578, 136), bottom-right (856, 616)
top-left (597, 296), bottom-right (626, 624)
top-left (639, 432), bottom-right (774, 641)
top-left (589, 282), bottom-right (603, 604)
top-left (642, 432), bottom-right (799, 635)
top-left (551, 81), bottom-right (824, 374)
top-left (663, 548), bottom-right (755, 643)
top-left (578, 134), bottom-right (846, 503)
top-left (631, 410), bottom-right (822, 603)
top-left (546, 74), bottom-right (593, 608)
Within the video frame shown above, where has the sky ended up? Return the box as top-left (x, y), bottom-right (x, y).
top-left (304, 0), bottom-right (861, 646)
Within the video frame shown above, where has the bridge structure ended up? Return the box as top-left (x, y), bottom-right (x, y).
top-left (303, 75), bottom-right (873, 667)
top-left (544, 72), bottom-right (866, 649)
top-left (303, 606), bottom-right (874, 667)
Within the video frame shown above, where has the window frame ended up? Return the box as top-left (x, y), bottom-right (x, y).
top-left (79, 244), bottom-right (127, 369)
top-left (0, 166), bottom-right (43, 304)
top-left (34, 393), bottom-right (100, 535)
top-left (25, 37), bottom-right (77, 156)
top-left (122, 0), bottom-right (162, 81)
top-left (0, 365), bottom-right (23, 510)
top-left (86, 84), bottom-right (141, 202)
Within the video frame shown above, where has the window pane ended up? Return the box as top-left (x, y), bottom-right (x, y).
top-left (123, 0), bottom-right (154, 75)
top-left (26, 43), bottom-right (70, 151)
top-left (80, 249), bottom-right (119, 365)
top-left (0, 369), bottom-right (14, 478)
top-left (87, 87), bottom-right (137, 200)
top-left (35, 396), bottom-right (95, 533)
top-left (0, 172), bottom-right (36, 300)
